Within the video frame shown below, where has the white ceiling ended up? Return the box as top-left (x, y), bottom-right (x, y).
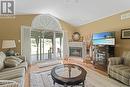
top-left (16, 0), bottom-right (130, 26)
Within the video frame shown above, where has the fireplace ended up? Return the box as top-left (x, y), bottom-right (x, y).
top-left (69, 47), bottom-right (82, 57)
top-left (68, 42), bottom-right (86, 58)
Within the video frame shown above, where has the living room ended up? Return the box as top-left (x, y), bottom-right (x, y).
top-left (0, 0), bottom-right (130, 87)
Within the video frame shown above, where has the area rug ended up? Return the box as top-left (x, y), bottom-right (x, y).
top-left (30, 70), bottom-right (95, 87)
top-left (30, 64), bottom-right (128, 87)
top-left (37, 60), bottom-right (62, 68)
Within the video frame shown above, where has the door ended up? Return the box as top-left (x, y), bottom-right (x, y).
top-left (44, 31), bottom-right (54, 60)
top-left (56, 32), bottom-right (63, 59)
top-left (31, 30), bottom-right (63, 62)
top-left (31, 30), bottom-right (44, 63)
top-left (21, 25), bottom-right (31, 64)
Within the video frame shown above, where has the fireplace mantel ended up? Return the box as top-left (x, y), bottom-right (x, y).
top-left (68, 42), bottom-right (86, 58)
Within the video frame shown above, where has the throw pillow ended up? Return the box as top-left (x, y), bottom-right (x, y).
top-left (0, 52), bottom-right (6, 70)
top-left (4, 58), bottom-right (20, 68)
top-left (6, 56), bottom-right (23, 63)
top-left (0, 63), bottom-right (4, 71)
top-left (16, 56), bottom-right (26, 61)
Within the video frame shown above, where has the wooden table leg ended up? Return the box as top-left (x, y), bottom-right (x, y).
top-left (64, 84), bottom-right (67, 87)
top-left (53, 81), bottom-right (55, 85)
top-left (82, 81), bottom-right (85, 87)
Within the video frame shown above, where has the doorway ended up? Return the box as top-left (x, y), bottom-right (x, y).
top-left (31, 30), bottom-right (63, 63)
top-left (21, 14), bottom-right (65, 64)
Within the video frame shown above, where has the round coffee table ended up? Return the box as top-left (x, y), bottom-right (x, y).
top-left (51, 64), bottom-right (87, 87)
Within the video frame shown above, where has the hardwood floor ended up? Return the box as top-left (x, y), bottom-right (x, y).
top-left (25, 58), bottom-right (107, 87)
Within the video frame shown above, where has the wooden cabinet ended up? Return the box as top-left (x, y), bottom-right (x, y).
top-left (92, 45), bottom-right (115, 71)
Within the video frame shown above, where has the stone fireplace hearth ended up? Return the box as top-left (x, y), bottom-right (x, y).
top-left (68, 42), bottom-right (86, 58)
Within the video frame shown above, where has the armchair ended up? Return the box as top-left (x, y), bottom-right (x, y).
top-left (0, 51), bottom-right (27, 87)
top-left (108, 51), bottom-right (130, 85)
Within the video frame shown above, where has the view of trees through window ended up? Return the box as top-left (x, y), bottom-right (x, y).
top-left (31, 30), bottom-right (63, 63)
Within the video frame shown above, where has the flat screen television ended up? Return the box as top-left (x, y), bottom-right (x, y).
top-left (92, 32), bottom-right (115, 45)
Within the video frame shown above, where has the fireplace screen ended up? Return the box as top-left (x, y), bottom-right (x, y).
top-left (69, 47), bottom-right (82, 57)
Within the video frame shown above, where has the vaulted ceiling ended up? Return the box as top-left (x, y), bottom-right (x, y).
top-left (16, 0), bottom-right (130, 26)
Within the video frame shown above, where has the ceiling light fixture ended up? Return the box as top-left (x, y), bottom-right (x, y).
top-left (65, 0), bottom-right (79, 3)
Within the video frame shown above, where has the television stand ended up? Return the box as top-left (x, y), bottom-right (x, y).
top-left (92, 45), bottom-right (115, 71)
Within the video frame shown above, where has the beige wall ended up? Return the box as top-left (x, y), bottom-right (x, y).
top-left (0, 14), bottom-right (76, 53)
top-left (0, 10), bottom-right (130, 56)
top-left (60, 20), bottom-right (76, 40)
top-left (77, 10), bottom-right (130, 56)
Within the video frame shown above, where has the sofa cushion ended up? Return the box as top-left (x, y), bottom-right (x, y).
top-left (124, 57), bottom-right (130, 67)
top-left (6, 56), bottom-right (23, 63)
top-left (1, 62), bottom-right (27, 72)
top-left (12, 77), bottom-right (24, 87)
top-left (110, 65), bottom-right (128, 72)
top-left (17, 62), bottom-right (28, 69)
top-left (124, 51), bottom-right (130, 67)
top-left (118, 68), bottom-right (130, 78)
top-left (0, 62), bottom-right (4, 71)
top-left (0, 80), bottom-right (18, 87)
top-left (110, 65), bottom-right (130, 78)
top-left (4, 56), bottom-right (24, 68)
top-left (0, 68), bottom-right (25, 80)
top-left (0, 52), bottom-right (6, 70)
top-left (15, 56), bottom-right (26, 61)
top-left (108, 57), bottom-right (123, 65)
top-left (4, 58), bottom-right (20, 68)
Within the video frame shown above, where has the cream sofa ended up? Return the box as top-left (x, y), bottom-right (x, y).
top-left (0, 52), bottom-right (27, 87)
top-left (108, 51), bottom-right (130, 86)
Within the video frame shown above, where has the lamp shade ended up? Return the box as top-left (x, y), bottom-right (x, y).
top-left (2, 40), bottom-right (16, 49)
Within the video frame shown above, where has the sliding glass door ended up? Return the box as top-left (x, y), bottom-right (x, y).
top-left (56, 32), bottom-right (63, 59)
top-left (31, 31), bottom-right (43, 63)
top-left (31, 30), bottom-right (63, 63)
top-left (44, 31), bottom-right (53, 60)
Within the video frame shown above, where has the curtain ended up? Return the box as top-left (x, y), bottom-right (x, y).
top-left (63, 31), bottom-right (69, 59)
top-left (21, 25), bottom-right (31, 64)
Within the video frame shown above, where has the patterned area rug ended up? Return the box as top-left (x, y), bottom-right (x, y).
top-left (30, 70), bottom-right (95, 87)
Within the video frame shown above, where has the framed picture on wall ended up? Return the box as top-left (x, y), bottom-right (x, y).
top-left (121, 29), bottom-right (130, 39)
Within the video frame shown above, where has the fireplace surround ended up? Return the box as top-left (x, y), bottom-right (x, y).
top-left (68, 42), bottom-right (86, 58)
top-left (69, 47), bottom-right (82, 57)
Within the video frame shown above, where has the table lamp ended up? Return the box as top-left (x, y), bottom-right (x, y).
top-left (2, 40), bottom-right (16, 56)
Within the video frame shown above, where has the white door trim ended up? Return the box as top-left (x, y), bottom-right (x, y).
top-left (21, 25), bottom-right (31, 64)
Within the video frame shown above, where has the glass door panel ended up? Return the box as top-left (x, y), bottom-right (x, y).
top-left (56, 32), bottom-right (63, 59)
top-left (31, 30), bottom-right (63, 63)
top-left (44, 31), bottom-right (54, 60)
top-left (31, 31), bottom-right (44, 63)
